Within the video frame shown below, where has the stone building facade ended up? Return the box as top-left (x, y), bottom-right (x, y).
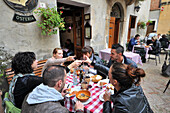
top-left (147, 0), bottom-right (161, 34)
top-left (0, 0), bottom-right (151, 59)
top-left (157, 0), bottom-right (170, 34)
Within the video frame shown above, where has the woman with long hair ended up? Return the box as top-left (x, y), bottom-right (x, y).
top-left (103, 62), bottom-right (153, 113)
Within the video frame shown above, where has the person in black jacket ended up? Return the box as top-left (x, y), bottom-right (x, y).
top-left (103, 62), bottom-right (153, 113)
top-left (148, 36), bottom-right (161, 55)
top-left (84, 44), bottom-right (137, 78)
top-left (9, 52), bottom-right (43, 109)
top-left (82, 46), bottom-right (103, 65)
top-left (159, 35), bottom-right (169, 51)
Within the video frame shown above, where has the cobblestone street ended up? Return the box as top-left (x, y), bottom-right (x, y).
top-left (138, 53), bottom-right (170, 113)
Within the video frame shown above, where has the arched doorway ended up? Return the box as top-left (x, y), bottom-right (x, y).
top-left (108, 3), bottom-right (124, 48)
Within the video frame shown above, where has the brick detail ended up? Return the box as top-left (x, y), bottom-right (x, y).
top-left (150, 0), bottom-right (160, 10)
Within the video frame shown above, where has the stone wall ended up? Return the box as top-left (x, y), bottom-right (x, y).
top-left (0, 0), bottom-right (60, 60)
top-left (125, 0), bottom-right (151, 40)
top-left (157, 0), bottom-right (170, 34)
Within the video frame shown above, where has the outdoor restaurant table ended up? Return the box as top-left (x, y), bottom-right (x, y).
top-left (99, 48), bottom-right (143, 65)
top-left (65, 74), bottom-right (108, 113)
top-left (132, 45), bottom-right (152, 59)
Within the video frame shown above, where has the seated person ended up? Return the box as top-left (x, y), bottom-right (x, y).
top-left (65, 39), bottom-right (74, 56)
top-left (148, 36), bottom-right (161, 55)
top-left (84, 44), bottom-right (138, 78)
top-left (159, 35), bottom-right (169, 50)
top-left (127, 34), bottom-right (140, 51)
top-left (9, 52), bottom-right (43, 109)
top-left (103, 62), bottom-right (153, 113)
top-left (42, 48), bottom-right (75, 73)
top-left (147, 30), bottom-right (157, 45)
top-left (82, 46), bottom-right (103, 64)
top-left (22, 65), bottom-right (84, 113)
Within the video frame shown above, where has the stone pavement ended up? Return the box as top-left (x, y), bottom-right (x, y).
top-left (138, 53), bottom-right (170, 113)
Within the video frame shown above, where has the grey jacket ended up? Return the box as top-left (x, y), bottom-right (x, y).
top-left (22, 100), bottom-right (69, 113)
top-left (21, 84), bottom-right (83, 113)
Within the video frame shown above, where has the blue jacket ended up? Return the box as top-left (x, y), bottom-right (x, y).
top-left (128, 38), bottom-right (138, 51)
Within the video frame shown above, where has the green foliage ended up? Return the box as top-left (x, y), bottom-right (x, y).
top-left (147, 20), bottom-right (152, 23)
top-left (139, 22), bottom-right (146, 29)
top-left (34, 7), bottom-right (65, 36)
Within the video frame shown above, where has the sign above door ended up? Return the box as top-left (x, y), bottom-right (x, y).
top-left (4, 0), bottom-right (38, 13)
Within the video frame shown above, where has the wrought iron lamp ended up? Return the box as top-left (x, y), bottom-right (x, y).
top-left (134, 5), bottom-right (140, 12)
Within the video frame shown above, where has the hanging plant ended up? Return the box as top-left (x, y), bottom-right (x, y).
top-left (137, 21), bottom-right (146, 29)
top-left (146, 20), bottom-right (152, 26)
top-left (34, 7), bottom-right (65, 36)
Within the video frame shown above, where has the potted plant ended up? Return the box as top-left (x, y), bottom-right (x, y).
top-left (137, 21), bottom-right (146, 29)
top-left (34, 7), bottom-right (65, 36)
top-left (146, 20), bottom-right (152, 26)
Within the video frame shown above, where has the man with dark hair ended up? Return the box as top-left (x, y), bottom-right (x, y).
top-left (82, 46), bottom-right (103, 64)
top-left (128, 34), bottom-right (140, 51)
top-left (84, 44), bottom-right (137, 78)
top-left (108, 44), bottom-right (137, 68)
top-left (22, 65), bottom-right (84, 113)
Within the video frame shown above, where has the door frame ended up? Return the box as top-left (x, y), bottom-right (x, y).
top-left (73, 8), bottom-right (84, 58)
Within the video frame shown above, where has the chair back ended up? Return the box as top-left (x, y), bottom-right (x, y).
top-left (4, 92), bottom-right (21, 113)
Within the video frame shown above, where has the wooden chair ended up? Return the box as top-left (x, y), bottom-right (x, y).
top-left (5, 59), bottom-right (47, 85)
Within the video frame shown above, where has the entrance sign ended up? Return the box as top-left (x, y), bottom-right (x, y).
top-left (13, 13), bottom-right (36, 23)
top-left (4, 0), bottom-right (38, 13)
top-left (4, 0), bottom-right (38, 23)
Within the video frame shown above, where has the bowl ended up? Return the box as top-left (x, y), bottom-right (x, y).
top-left (76, 90), bottom-right (91, 102)
top-left (91, 75), bottom-right (102, 83)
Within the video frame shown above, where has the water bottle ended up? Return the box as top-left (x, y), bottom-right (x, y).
top-left (73, 71), bottom-right (78, 85)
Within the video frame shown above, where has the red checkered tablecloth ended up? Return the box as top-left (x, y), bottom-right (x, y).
top-left (65, 74), bottom-right (106, 113)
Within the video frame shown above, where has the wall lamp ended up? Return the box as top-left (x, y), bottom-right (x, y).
top-left (134, 5), bottom-right (140, 12)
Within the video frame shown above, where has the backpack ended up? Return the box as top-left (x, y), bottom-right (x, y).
top-left (162, 52), bottom-right (170, 77)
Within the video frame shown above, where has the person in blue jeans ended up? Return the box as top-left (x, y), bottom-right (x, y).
top-left (128, 34), bottom-right (140, 51)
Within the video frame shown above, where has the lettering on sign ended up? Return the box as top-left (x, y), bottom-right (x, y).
top-left (4, 0), bottom-right (38, 23)
top-left (13, 13), bottom-right (36, 23)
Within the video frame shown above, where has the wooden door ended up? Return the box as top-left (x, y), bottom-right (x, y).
top-left (73, 8), bottom-right (84, 59)
top-left (114, 18), bottom-right (120, 44)
top-left (146, 21), bottom-right (155, 35)
top-left (108, 17), bottom-right (115, 48)
top-left (127, 15), bottom-right (136, 42)
top-left (127, 16), bottom-right (132, 43)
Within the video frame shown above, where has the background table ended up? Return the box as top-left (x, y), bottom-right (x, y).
top-left (65, 74), bottom-right (106, 113)
top-left (99, 48), bottom-right (143, 65)
top-left (132, 45), bottom-right (152, 59)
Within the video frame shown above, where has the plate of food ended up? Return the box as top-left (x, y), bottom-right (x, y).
top-left (65, 90), bottom-right (78, 97)
top-left (97, 79), bottom-right (109, 87)
top-left (91, 75), bottom-right (102, 83)
top-left (74, 90), bottom-right (92, 105)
